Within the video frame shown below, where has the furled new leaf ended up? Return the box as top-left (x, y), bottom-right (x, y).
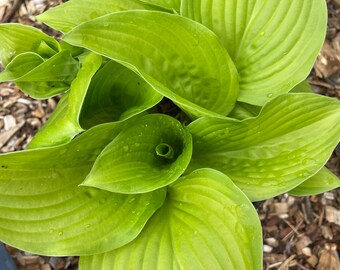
top-left (37, 0), bottom-right (159, 33)
top-left (29, 53), bottom-right (102, 148)
top-left (63, 10), bottom-right (238, 118)
top-left (0, 23), bottom-right (59, 66)
top-left (83, 114), bottom-right (192, 193)
top-left (80, 169), bottom-right (262, 270)
top-left (0, 123), bottom-right (166, 255)
top-left (181, 0), bottom-right (327, 105)
top-left (79, 60), bottom-right (162, 129)
top-left (188, 93), bottom-right (340, 201)
top-left (289, 167), bottom-right (340, 196)
top-left (0, 50), bottom-right (79, 98)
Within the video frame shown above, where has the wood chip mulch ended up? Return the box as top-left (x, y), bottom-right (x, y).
top-left (0, 0), bottom-right (339, 269)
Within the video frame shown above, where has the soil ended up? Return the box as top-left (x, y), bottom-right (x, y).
top-left (0, 0), bottom-right (339, 269)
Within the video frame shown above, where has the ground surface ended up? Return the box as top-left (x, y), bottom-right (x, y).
top-left (0, 0), bottom-right (339, 269)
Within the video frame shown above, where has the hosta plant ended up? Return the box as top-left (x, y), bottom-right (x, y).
top-left (0, 0), bottom-right (339, 269)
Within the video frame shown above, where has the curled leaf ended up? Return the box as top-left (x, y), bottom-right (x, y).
top-left (82, 114), bottom-right (192, 193)
top-left (0, 23), bottom-right (59, 66)
top-left (79, 60), bottom-right (163, 129)
top-left (29, 53), bottom-right (102, 148)
top-left (0, 50), bottom-right (79, 98)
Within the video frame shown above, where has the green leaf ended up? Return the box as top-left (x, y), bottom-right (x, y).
top-left (139, 0), bottom-right (180, 12)
top-left (82, 114), bottom-right (192, 193)
top-left (289, 167), bottom-right (340, 196)
top-left (228, 80), bottom-right (313, 120)
top-left (80, 168), bottom-right (262, 270)
top-left (0, 50), bottom-right (79, 99)
top-left (0, 23), bottom-right (59, 66)
top-left (79, 60), bottom-right (163, 129)
top-left (188, 93), bottom-right (340, 201)
top-left (0, 123), bottom-right (166, 255)
top-left (63, 10), bottom-right (238, 118)
top-left (181, 0), bottom-right (327, 105)
top-left (290, 80), bottom-right (313, 93)
top-left (0, 52), bottom-right (44, 80)
top-left (28, 53), bottom-right (102, 148)
top-left (228, 102), bottom-right (261, 120)
top-left (37, 0), bottom-right (159, 33)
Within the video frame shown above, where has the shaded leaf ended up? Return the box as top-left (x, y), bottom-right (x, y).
top-left (290, 80), bottom-right (313, 93)
top-left (63, 10), bottom-right (238, 118)
top-left (289, 167), bottom-right (340, 196)
top-left (80, 169), bottom-right (262, 270)
top-left (139, 0), bottom-right (180, 12)
top-left (0, 123), bottom-right (166, 255)
top-left (83, 114), bottom-right (192, 193)
top-left (228, 101), bottom-right (261, 120)
top-left (79, 60), bottom-right (163, 129)
top-left (181, 0), bottom-right (327, 105)
top-left (188, 93), bottom-right (340, 201)
top-left (29, 53), bottom-right (102, 148)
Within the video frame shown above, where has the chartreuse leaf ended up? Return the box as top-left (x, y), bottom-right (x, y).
top-left (37, 0), bottom-right (158, 33)
top-left (63, 10), bottom-right (238, 118)
top-left (181, 0), bottom-right (327, 106)
top-left (0, 50), bottom-right (79, 98)
top-left (228, 81), bottom-right (312, 121)
top-left (28, 53), bottom-right (102, 148)
top-left (0, 23), bottom-right (59, 66)
top-left (80, 60), bottom-right (163, 129)
top-left (0, 123), bottom-right (166, 255)
top-left (229, 82), bottom-right (338, 196)
top-left (80, 169), bottom-right (262, 270)
top-left (181, 0), bottom-right (257, 60)
top-left (290, 80), bottom-right (313, 93)
top-left (82, 114), bottom-right (192, 193)
top-left (289, 167), bottom-right (340, 196)
top-left (139, 0), bottom-right (180, 12)
top-left (228, 101), bottom-right (261, 120)
top-left (188, 93), bottom-right (340, 201)
top-left (0, 52), bottom-right (44, 80)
